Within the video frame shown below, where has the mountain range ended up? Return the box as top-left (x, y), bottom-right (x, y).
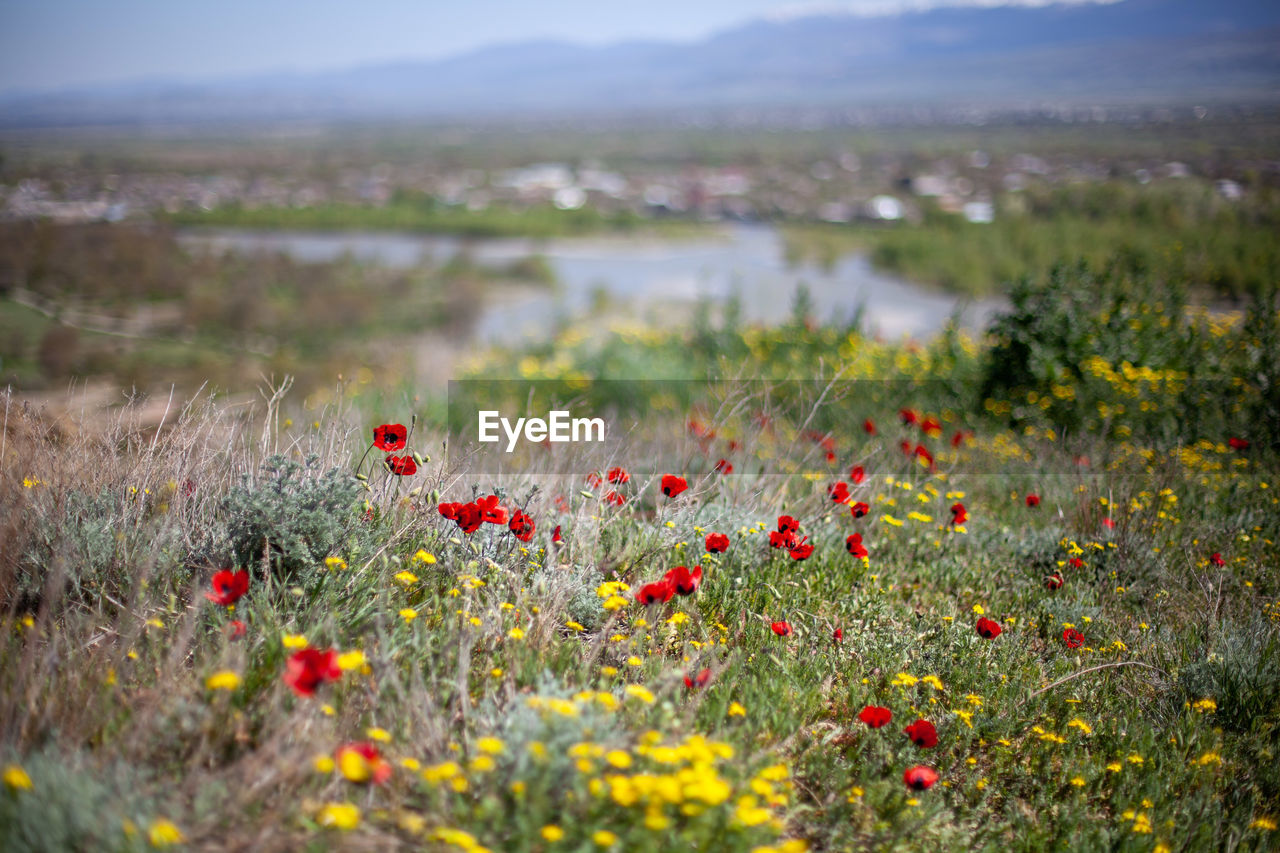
top-left (2, 0), bottom-right (1277, 126)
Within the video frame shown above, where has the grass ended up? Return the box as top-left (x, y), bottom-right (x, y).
top-left (2, 273), bottom-right (1278, 850)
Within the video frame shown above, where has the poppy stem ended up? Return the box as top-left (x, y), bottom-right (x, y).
top-left (355, 442), bottom-right (374, 478)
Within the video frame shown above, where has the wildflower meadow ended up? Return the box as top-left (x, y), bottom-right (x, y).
top-left (2, 262), bottom-right (1278, 852)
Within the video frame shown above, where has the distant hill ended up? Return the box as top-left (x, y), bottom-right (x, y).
top-left (2, 0), bottom-right (1277, 126)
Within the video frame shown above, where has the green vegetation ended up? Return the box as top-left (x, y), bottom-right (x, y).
top-left (2, 262), bottom-right (1277, 849)
top-left (785, 179), bottom-right (1280, 299)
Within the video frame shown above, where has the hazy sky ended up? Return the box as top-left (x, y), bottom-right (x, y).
top-left (0, 0), bottom-right (1107, 93)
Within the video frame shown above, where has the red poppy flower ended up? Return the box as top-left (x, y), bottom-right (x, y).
top-left (455, 502), bottom-right (484, 535)
top-left (769, 529), bottom-right (797, 550)
top-left (777, 515), bottom-right (800, 534)
top-left (900, 439), bottom-right (913, 456)
top-left (283, 648), bottom-right (341, 697)
top-left (477, 495), bottom-right (508, 525)
top-left (607, 466), bottom-right (630, 484)
top-left (372, 423), bottom-right (407, 452)
top-left (827, 482), bottom-right (850, 503)
top-left (1025, 494), bottom-right (1040, 508)
top-left (205, 569), bottom-right (250, 607)
top-left (509, 510), bottom-right (536, 542)
top-left (586, 471), bottom-right (604, 488)
top-left (849, 465), bottom-right (865, 484)
top-left (715, 458), bottom-right (734, 474)
top-left (950, 503), bottom-right (968, 526)
top-left (903, 765), bottom-right (939, 790)
top-left (1062, 628), bottom-right (1084, 649)
top-left (554, 494), bottom-right (569, 513)
top-left (705, 532), bottom-right (730, 553)
top-left (850, 501), bottom-right (871, 519)
top-left (636, 580), bottom-right (675, 605)
top-left (846, 533), bottom-right (868, 558)
top-left (904, 719), bottom-right (938, 748)
top-left (950, 430), bottom-right (972, 448)
top-left (913, 444), bottom-right (934, 469)
top-left (863, 418), bottom-right (877, 435)
top-left (1045, 571), bottom-right (1064, 590)
top-left (975, 617), bottom-right (1002, 639)
top-left (858, 705), bottom-right (892, 728)
top-left (226, 619), bottom-right (246, 639)
top-left (604, 490), bottom-right (626, 506)
top-left (900, 408), bottom-right (919, 426)
top-left (770, 620), bottom-right (793, 637)
top-left (664, 565), bottom-right (704, 596)
top-left (683, 668), bottom-right (712, 690)
top-left (920, 416), bottom-right (942, 437)
top-left (1068, 557), bottom-right (1084, 569)
top-left (833, 627), bottom-right (843, 643)
top-left (661, 474), bottom-right (688, 498)
top-left (789, 540), bottom-right (814, 561)
top-left (438, 501), bottom-right (461, 520)
top-left (727, 439), bottom-right (742, 452)
top-left (1102, 517), bottom-right (1116, 529)
top-left (385, 455), bottom-right (417, 476)
top-left (1228, 437), bottom-right (1249, 451)
top-left (552, 525), bottom-right (563, 544)
top-left (335, 742), bottom-right (393, 785)
top-left (1210, 552), bottom-right (1225, 567)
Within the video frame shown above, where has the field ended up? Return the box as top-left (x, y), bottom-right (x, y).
top-left (2, 261), bottom-right (1278, 851)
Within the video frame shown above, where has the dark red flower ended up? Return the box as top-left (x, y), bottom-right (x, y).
top-left (438, 501), bottom-right (461, 520)
top-left (828, 482), bottom-right (851, 503)
top-left (904, 719), bottom-right (938, 748)
top-left (604, 490), bottom-right (626, 506)
top-left (950, 430), bottom-right (972, 448)
top-left (1062, 628), bottom-right (1084, 649)
top-left (846, 533), bottom-right (868, 558)
top-left (226, 619), bottom-right (246, 639)
top-left (586, 471), bottom-right (604, 489)
top-left (976, 617), bottom-right (1002, 639)
top-left (858, 705), bottom-right (892, 728)
top-left (1045, 571), bottom-right (1064, 590)
top-left (476, 495), bottom-right (508, 525)
top-left (777, 515), bottom-right (800, 534)
top-left (607, 466), bottom-right (630, 484)
top-left (789, 539), bottom-right (814, 561)
top-left (1025, 494), bottom-right (1041, 508)
top-left (863, 418), bottom-right (877, 435)
top-left (372, 423), bottom-right (407, 452)
top-left (1210, 552), bottom-right (1226, 567)
top-left (769, 529), bottom-right (797, 550)
top-left (850, 501), bottom-right (871, 519)
top-left (509, 510), bottom-right (536, 543)
top-left (900, 408), bottom-right (919, 426)
top-left (833, 627), bottom-right (843, 643)
top-left (661, 474), bottom-right (688, 498)
top-left (335, 742), bottom-right (393, 785)
top-left (1228, 437), bottom-right (1249, 451)
top-left (283, 648), bottom-right (341, 697)
top-left (683, 668), bottom-right (712, 690)
top-left (705, 532), bottom-right (730, 553)
top-left (552, 525), bottom-right (563, 544)
top-left (1068, 557), bottom-right (1085, 569)
top-left (205, 569), bottom-right (250, 607)
top-left (950, 503), bottom-right (968, 526)
top-left (770, 620), bottom-right (793, 637)
top-left (385, 455), bottom-right (417, 476)
top-left (664, 565), bottom-right (703, 596)
top-left (849, 465), bottom-right (865, 484)
top-left (903, 765), bottom-right (939, 790)
top-left (715, 458), bottom-right (734, 474)
top-left (455, 502), bottom-right (484, 535)
top-left (727, 440), bottom-right (741, 452)
top-left (900, 439), bottom-right (913, 456)
top-left (636, 580), bottom-right (675, 605)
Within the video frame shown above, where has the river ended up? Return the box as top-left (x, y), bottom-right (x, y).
top-left (178, 224), bottom-right (1003, 344)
